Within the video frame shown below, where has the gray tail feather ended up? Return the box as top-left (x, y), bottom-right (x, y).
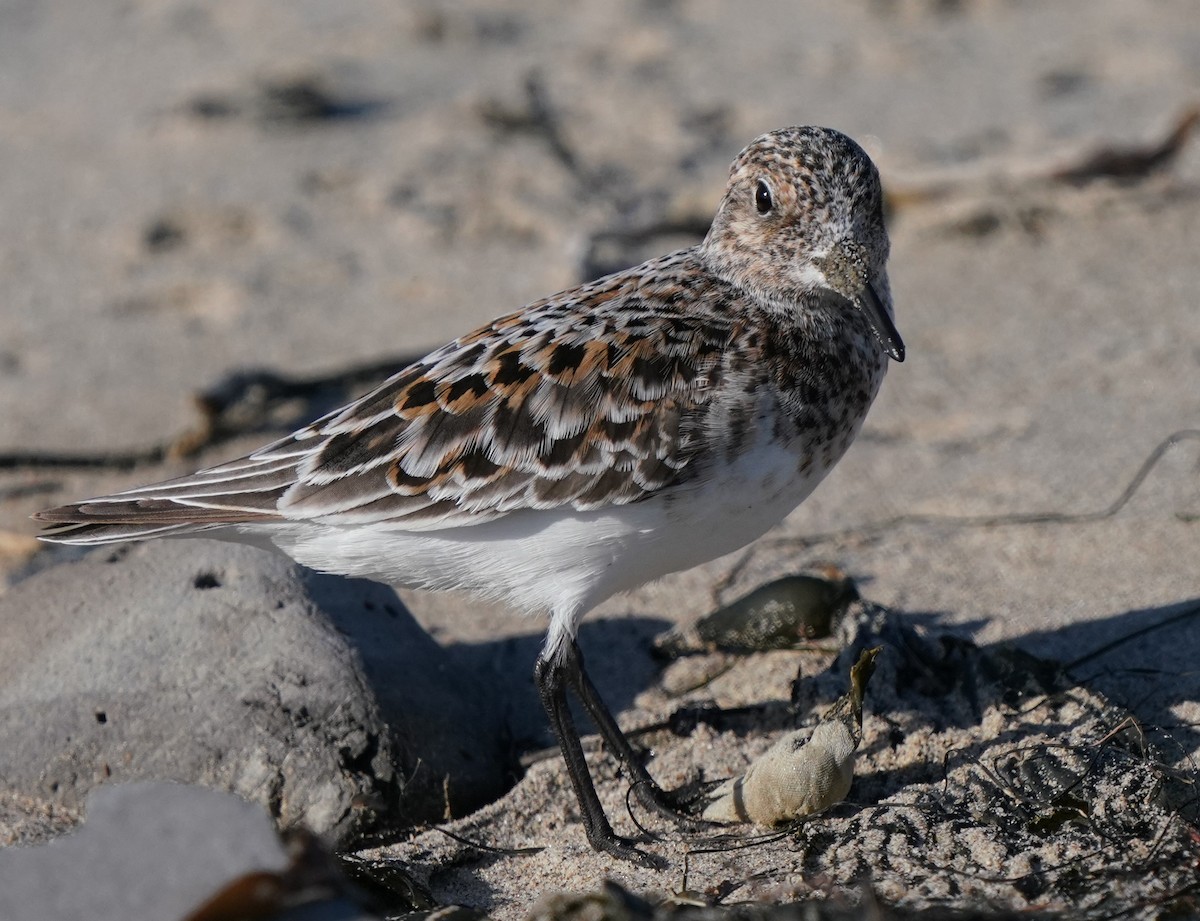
top-left (32, 444), bottom-right (297, 546)
top-left (33, 498), bottom-right (283, 546)
top-left (35, 519), bottom-right (226, 546)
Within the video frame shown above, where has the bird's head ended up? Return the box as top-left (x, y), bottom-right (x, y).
top-left (703, 126), bottom-right (904, 362)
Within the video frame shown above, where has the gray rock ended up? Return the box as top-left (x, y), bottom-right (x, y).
top-left (0, 781), bottom-right (380, 921)
top-left (0, 540), bottom-right (510, 846)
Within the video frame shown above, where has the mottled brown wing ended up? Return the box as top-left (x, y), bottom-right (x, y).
top-left (36, 253), bottom-right (738, 540)
top-left (271, 264), bottom-right (736, 529)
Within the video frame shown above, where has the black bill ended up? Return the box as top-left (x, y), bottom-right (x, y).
top-left (858, 283), bottom-right (905, 362)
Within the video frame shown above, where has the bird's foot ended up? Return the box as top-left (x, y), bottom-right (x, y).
top-left (585, 825), bottom-right (667, 869)
top-left (630, 779), bottom-right (719, 833)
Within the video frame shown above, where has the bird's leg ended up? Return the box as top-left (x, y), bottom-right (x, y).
top-left (561, 640), bottom-right (705, 829)
top-left (534, 654), bottom-right (661, 867)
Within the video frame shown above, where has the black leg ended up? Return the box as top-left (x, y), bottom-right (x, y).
top-left (563, 641), bottom-right (707, 830)
top-left (534, 655), bottom-right (662, 867)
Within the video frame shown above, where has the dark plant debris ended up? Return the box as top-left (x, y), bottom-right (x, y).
top-left (186, 75), bottom-right (390, 126)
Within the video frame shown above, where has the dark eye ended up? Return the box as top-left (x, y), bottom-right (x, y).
top-left (754, 179), bottom-right (774, 215)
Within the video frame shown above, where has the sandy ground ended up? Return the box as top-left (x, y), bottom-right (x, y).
top-left (1, 1), bottom-right (1199, 918)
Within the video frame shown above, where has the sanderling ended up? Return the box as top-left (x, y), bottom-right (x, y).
top-left (36, 126), bottom-right (903, 864)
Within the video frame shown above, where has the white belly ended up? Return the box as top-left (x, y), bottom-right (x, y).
top-left (254, 418), bottom-right (845, 660)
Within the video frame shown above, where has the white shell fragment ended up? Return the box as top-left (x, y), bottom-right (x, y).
top-left (701, 645), bottom-right (882, 826)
